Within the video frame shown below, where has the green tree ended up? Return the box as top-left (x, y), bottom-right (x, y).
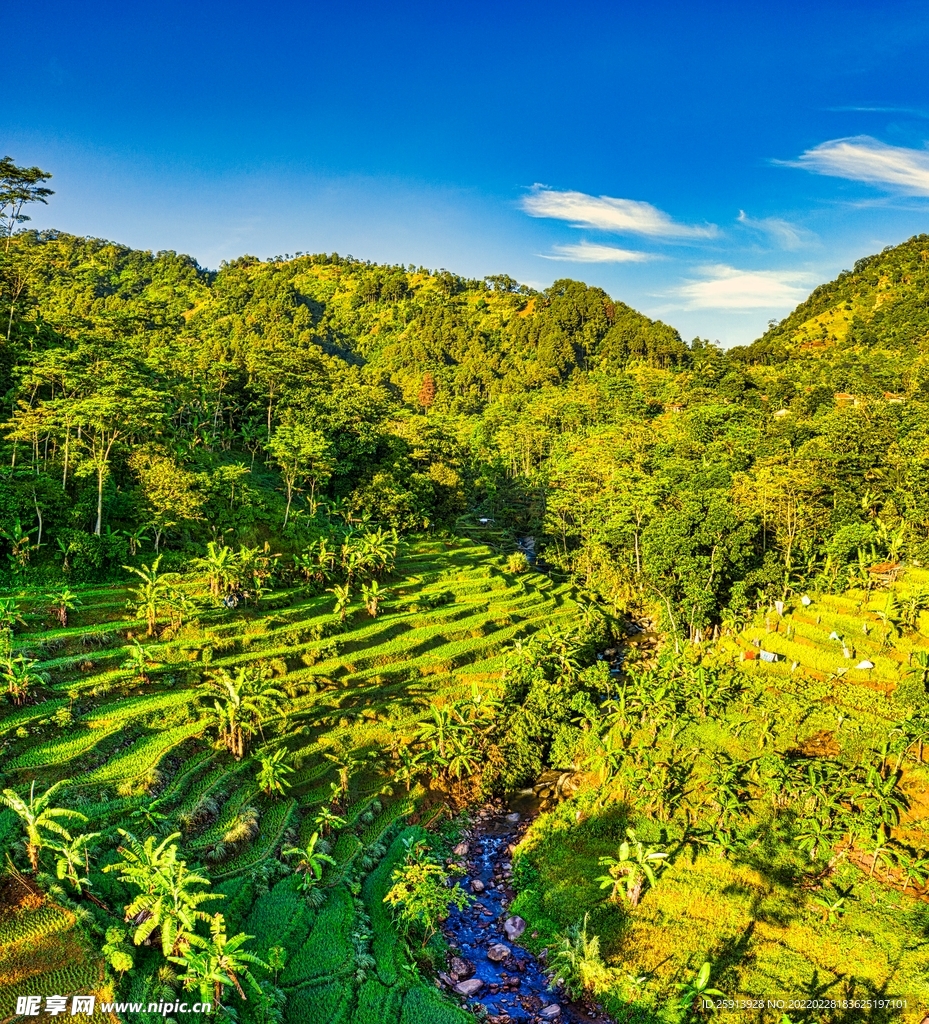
top-left (129, 449), bottom-right (204, 551)
top-left (383, 838), bottom-right (470, 944)
top-left (46, 587), bottom-right (81, 628)
top-left (267, 421), bottom-right (333, 525)
top-left (2, 653), bottom-right (49, 705)
top-left (103, 830), bottom-right (218, 957)
top-left (52, 830), bottom-right (100, 894)
top-left (0, 156), bottom-right (54, 341)
top-left (282, 832), bottom-right (336, 891)
top-left (124, 556), bottom-right (177, 636)
top-left (549, 913), bottom-right (612, 999)
top-left (256, 749), bottom-right (294, 796)
top-left (67, 360), bottom-right (166, 535)
top-left (596, 829), bottom-right (668, 907)
top-left (675, 961), bottom-right (726, 1021)
top-left (0, 156), bottom-right (54, 248)
top-left (0, 781), bottom-right (87, 873)
top-left (196, 542), bottom-right (239, 602)
top-left (361, 579), bottom-right (381, 617)
top-left (169, 913), bottom-right (267, 1008)
top-left (202, 666), bottom-right (284, 759)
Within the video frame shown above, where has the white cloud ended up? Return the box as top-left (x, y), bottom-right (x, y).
top-left (737, 210), bottom-right (813, 250)
top-left (676, 265), bottom-right (811, 310)
top-left (521, 185), bottom-right (716, 239)
top-left (540, 241), bottom-right (653, 263)
top-left (793, 136), bottom-right (929, 195)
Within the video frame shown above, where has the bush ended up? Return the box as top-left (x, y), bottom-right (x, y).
top-left (506, 551), bottom-right (530, 574)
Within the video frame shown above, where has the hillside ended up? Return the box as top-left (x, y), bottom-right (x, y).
top-left (508, 568), bottom-right (929, 1022)
top-left (732, 233), bottom-right (929, 372)
top-left (0, 536), bottom-right (585, 1022)
top-left (2, 209), bottom-right (929, 1024)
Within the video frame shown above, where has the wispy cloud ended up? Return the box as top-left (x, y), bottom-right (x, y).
top-left (540, 241), bottom-right (653, 263)
top-left (521, 185), bottom-right (716, 239)
top-left (737, 210), bottom-right (814, 251)
top-left (791, 136), bottom-right (929, 195)
top-left (676, 265), bottom-right (811, 310)
top-left (827, 106), bottom-right (929, 118)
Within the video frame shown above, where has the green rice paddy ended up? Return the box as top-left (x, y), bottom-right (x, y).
top-left (0, 537), bottom-right (573, 1023)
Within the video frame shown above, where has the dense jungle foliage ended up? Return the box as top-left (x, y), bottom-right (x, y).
top-left (2, 164), bottom-right (929, 1024)
top-left (2, 210), bottom-right (929, 639)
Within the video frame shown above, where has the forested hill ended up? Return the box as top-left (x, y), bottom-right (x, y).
top-left (732, 232), bottom-right (929, 368)
top-left (5, 226), bottom-right (929, 641)
top-left (5, 230), bottom-right (687, 399)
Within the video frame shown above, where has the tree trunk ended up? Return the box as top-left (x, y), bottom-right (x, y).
top-left (283, 481), bottom-right (293, 528)
top-left (95, 464), bottom-right (104, 535)
top-left (33, 492), bottom-right (43, 549)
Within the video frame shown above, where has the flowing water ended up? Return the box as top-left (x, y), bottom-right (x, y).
top-left (440, 802), bottom-right (615, 1024)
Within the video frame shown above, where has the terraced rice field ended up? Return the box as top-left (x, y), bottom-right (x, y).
top-left (716, 569), bottom-right (929, 751)
top-left (0, 537), bottom-right (575, 1023)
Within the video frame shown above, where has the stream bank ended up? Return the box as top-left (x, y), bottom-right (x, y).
top-left (438, 799), bottom-right (615, 1024)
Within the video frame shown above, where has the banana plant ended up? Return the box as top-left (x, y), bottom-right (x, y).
top-left (596, 829), bottom-right (668, 907)
top-left (675, 961), bottom-right (725, 1021)
top-left (1, 781), bottom-right (88, 873)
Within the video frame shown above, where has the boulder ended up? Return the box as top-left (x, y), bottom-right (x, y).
top-left (453, 841), bottom-right (469, 857)
top-left (505, 811), bottom-right (520, 823)
top-left (487, 942), bottom-right (511, 962)
top-left (449, 956), bottom-right (474, 980)
top-left (470, 878), bottom-right (485, 893)
top-left (504, 915), bottom-right (526, 941)
top-left (539, 1005), bottom-right (561, 1018)
top-left (455, 978), bottom-right (484, 997)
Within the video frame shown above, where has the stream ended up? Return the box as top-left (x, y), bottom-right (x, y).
top-left (439, 800), bottom-right (615, 1024)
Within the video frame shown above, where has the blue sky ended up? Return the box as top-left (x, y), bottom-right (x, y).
top-left (5, 0), bottom-right (929, 344)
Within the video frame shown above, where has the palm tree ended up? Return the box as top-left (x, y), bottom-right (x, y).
top-left (676, 962), bottom-right (725, 1019)
top-left (130, 796), bottom-right (171, 833)
top-left (794, 815), bottom-right (838, 863)
top-left (202, 666), bottom-right (285, 759)
top-left (256, 749), bottom-right (294, 796)
top-left (282, 832), bottom-right (336, 891)
top-left (2, 654), bottom-right (49, 705)
top-left (0, 596), bottom-right (25, 633)
top-left (327, 583), bottom-right (351, 622)
top-left (121, 638), bottom-right (152, 683)
top-left (596, 829), bottom-right (668, 907)
top-left (900, 851), bottom-right (929, 893)
top-left (170, 913), bottom-right (267, 1007)
top-left (358, 528), bottom-right (396, 575)
top-left (857, 765), bottom-right (908, 840)
top-left (906, 651), bottom-right (929, 693)
top-left (103, 830), bottom-right (218, 956)
top-left (1, 519), bottom-right (38, 570)
top-left (322, 749), bottom-right (366, 807)
top-left (126, 524), bottom-right (149, 557)
top-left (124, 555), bottom-right (176, 636)
top-left (195, 542), bottom-right (239, 602)
top-left (443, 734), bottom-right (482, 780)
top-left (312, 806), bottom-right (347, 835)
top-left (584, 727), bottom-right (627, 787)
top-left (0, 781), bottom-right (88, 873)
top-left (52, 830), bottom-right (100, 894)
top-left (809, 884), bottom-right (853, 924)
top-left (46, 587), bottom-right (81, 627)
top-left (361, 580), bottom-right (381, 617)
top-left (416, 705), bottom-right (463, 760)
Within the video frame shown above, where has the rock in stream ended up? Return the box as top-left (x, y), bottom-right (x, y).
top-left (441, 801), bottom-right (613, 1024)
